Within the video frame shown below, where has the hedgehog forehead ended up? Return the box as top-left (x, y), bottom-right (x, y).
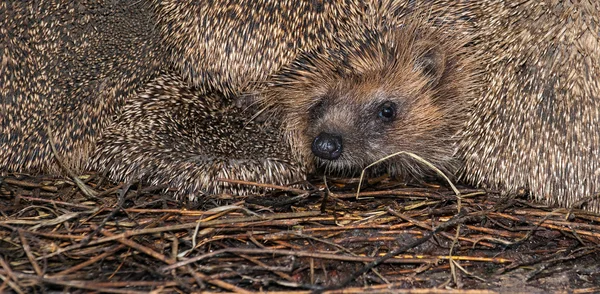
top-left (342, 46), bottom-right (430, 87)
top-left (326, 71), bottom-right (419, 105)
top-left (312, 83), bottom-right (400, 117)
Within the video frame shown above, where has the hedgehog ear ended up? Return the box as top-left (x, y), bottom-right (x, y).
top-left (413, 41), bottom-right (446, 87)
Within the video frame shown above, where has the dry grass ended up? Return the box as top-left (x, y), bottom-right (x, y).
top-left (1, 173), bottom-right (599, 293)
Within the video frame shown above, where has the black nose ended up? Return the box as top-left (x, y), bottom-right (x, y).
top-left (311, 132), bottom-right (343, 160)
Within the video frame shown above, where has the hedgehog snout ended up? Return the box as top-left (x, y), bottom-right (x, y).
top-left (311, 132), bottom-right (343, 160)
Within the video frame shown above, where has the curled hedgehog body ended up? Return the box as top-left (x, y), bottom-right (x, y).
top-left (1, 0), bottom-right (307, 196)
top-left (458, 1), bottom-right (600, 210)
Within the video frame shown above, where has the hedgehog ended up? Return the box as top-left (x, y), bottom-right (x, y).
top-left (89, 0), bottom-right (458, 196)
top-left (260, 1), bottom-right (600, 211)
top-left (88, 0), bottom-right (432, 196)
top-left (261, 21), bottom-right (476, 181)
top-left (1, 0), bottom-right (305, 196)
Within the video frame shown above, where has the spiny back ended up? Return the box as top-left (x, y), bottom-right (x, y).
top-left (150, 0), bottom-right (434, 95)
top-left (458, 1), bottom-right (600, 210)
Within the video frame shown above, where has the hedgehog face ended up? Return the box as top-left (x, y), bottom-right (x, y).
top-left (302, 62), bottom-right (451, 177)
top-left (267, 25), bottom-right (474, 178)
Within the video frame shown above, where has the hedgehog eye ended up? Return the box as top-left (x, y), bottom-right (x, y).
top-left (309, 99), bottom-right (326, 121)
top-left (377, 101), bottom-right (396, 122)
